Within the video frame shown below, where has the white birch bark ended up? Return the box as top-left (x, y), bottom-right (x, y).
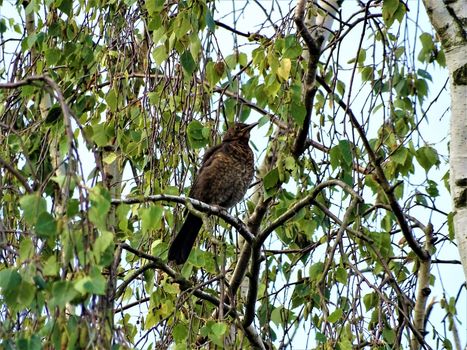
top-left (422, 0), bottom-right (467, 281)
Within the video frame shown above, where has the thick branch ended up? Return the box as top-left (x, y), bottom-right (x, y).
top-left (411, 223), bottom-right (434, 350)
top-left (111, 194), bottom-right (255, 243)
top-left (258, 179), bottom-right (362, 244)
top-left (293, 0), bottom-right (323, 157)
top-left (242, 179), bottom-right (363, 328)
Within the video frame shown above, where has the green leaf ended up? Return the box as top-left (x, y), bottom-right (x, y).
top-left (271, 307), bottom-right (283, 326)
top-left (90, 123), bottom-right (111, 147)
top-left (187, 120), bottom-right (208, 149)
top-left (338, 140), bottom-right (353, 167)
top-left (383, 326), bottom-right (396, 344)
top-left (361, 66), bottom-right (374, 82)
top-left (153, 45), bottom-right (168, 65)
top-left (391, 147), bottom-right (408, 165)
top-left (382, 0), bottom-right (400, 23)
top-left (290, 102), bottom-right (306, 125)
top-left (206, 61), bottom-right (222, 86)
top-left (45, 48), bottom-right (61, 66)
top-left (58, 0), bottom-right (73, 16)
top-left (211, 322), bottom-right (228, 337)
top-left (19, 238), bottom-right (34, 262)
top-left (415, 78), bottom-right (428, 100)
top-left (436, 49), bottom-right (446, 67)
top-left (141, 205), bottom-right (163, 233)
top-left (447, 212), bottom-right (454, 240)
top-left (146, 0), bottom-right (165, 14)
top-left (338, 337), bottom-right (353, 350)
top-left (419, 33), bottom-right (434, 51)
top-left (19, 193), bottom-right (47, 226)
top-left (335, 267), bottom-right (348, 285)
top-left (43, 255), bottom-right (59, 277)
top-left (103, 152), bottom-right (117, 165)
top-left (415, 146), bottom-right (439, 172)
top-left (328, 308), bottom-right (342, 323)
top-left (35, 212), bottom-right (57, 239)
top-left (93, 231), bottom-right (114, 265)
top-left (283, 35), bottom-right (302, 59)
top-left (329, 145), bottom-right (340, 170)
top-left (17, 281), bottom-right (35, 307)
top-left (180, 50), bottom-right (196, 75)
top-left (89, 186), bottom-right (111, 230)
top-left (0, 268), bottom-right (22, 306)
top-left (417, 69), bottom-right (432, 81)
top-left (316, 332), bottom-right (327, 343)
top-left (363, 292), bottom-right (377, 311)
top-left (205, 8), bottom-right (215, 32)
top-left (309, 262), bottom-right (324, 280)
top-left (67, 198), bottom-right (80, 217)
top-left (74, 267), bottom-right (106, 295)
top-left (49, 281), bottom-right (78, 308)
top-left (173, 323), bottom-right (188, 341)
top-left (347, 49), bottom-right (366, 65)
top-left (284, 156), bottom-right (296, 172)
top-left (426, 179), bottom-right (439, 197)
top-left (276, 58), bottom-right (291, 81)
top-left (106, 89), bottom-right (118, 112)
top-left (206, 321), bottom-right (227, 346)
top-left (263, 167), bottom-right (279, 190)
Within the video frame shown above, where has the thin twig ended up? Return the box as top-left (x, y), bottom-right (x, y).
top-left (0, 156), bottom-right (33, 193)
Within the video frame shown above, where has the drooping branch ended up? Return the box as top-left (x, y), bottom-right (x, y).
top-left (0, 75), bottom-right (78, 169)
top-left (315, 75), bottom-right (429, 261)
top-left (119, 243), bottom-right (268, 349)
top-left (317, 196), bottom-right (361, 315)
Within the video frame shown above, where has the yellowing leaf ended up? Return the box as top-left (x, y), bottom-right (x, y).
top-left (103, 153), bottom-right (117, 165)
top-left (277, 58), bottom-right (291, 81)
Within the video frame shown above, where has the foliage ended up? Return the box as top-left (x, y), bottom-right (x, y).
top-left (0, 0), bottom-right (463, 349)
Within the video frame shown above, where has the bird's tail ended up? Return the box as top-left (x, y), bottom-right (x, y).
top-left (168, 214), bottom-right (203, 264)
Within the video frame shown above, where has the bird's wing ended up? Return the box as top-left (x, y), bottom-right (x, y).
top-left (190, 146), bottom-right (230, 202)
top-left (201, 143), bottom-right (223, 166)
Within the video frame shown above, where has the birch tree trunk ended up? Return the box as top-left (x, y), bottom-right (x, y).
top-left (423, 0), bottom-right (467, 281)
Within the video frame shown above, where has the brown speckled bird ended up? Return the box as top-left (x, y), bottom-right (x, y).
top-left (168, 122), bottom-right (257, 264)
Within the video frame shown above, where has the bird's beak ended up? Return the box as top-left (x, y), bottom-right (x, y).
top-left (244, 122), bottom-right (259, 131)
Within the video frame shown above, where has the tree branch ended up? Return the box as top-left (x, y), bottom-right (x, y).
top-left (411, 223), bottom-right (434, 349)
top-left (315, 75), bottom-right (429, 261)
top-left (111, 194), bottom-right (255, 243)
top-left (0, 156), bottom-right (33, 193)
top-left (242, 179), bottom-right (363, 328)
top-left (119, 243), bottom-right (268, 349)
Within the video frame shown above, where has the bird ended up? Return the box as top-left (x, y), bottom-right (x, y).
top-left (168, 122), bottom-right (258, 264)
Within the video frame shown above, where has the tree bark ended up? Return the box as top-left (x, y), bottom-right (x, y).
top-left (423, 0), bottom-right (467, 281)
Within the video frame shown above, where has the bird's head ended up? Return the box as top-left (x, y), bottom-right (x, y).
top-left (222, 122), bottom-right (258, 142)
